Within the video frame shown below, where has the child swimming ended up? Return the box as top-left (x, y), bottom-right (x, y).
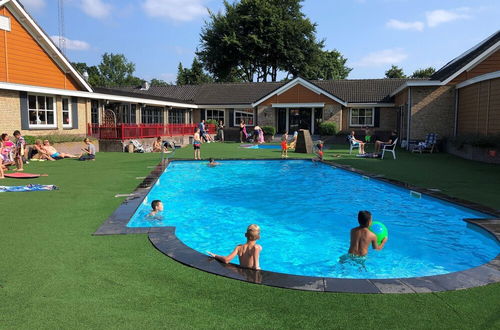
top-left (207, 158), bottom-right (220, 167)
top-left (148, 200), bottom-right (164, 219)
top-left (207, 224), bottom-right (262, 270)
top-left (345, 210), bottom-right (387, 258)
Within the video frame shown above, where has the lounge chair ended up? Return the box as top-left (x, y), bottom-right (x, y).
top-left (381, 138), bottom-right (398, 160)
top-left (348, 135), bottom-right (361, 154)
top-left (412, 133), bottom-right (438, 154)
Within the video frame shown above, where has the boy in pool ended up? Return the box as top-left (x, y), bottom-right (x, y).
top-left (207, 158), bottom-right (220, 167)
top-left (346, 210), bottom-right (387, 258)
top-left (148, 200), bottom-right (164, 219)
top-left (207, 224), bottom-right (262, 270)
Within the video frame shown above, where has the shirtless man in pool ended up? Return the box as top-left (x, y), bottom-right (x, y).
top-left (207, 224), bottom-right (262, 270)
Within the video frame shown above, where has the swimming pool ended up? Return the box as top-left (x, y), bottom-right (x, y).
top-left (127, 160), bottom-right (499, 279)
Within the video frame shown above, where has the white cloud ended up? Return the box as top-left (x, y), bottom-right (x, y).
top-left (20, 0), bottom-right (46, 11)
top-left (143, 0), bottom-right (208, 22)
top-left (386, 19), bottom-right (424, 31)
top-left (79, 0), bottom-right (112, 19)
top-left (159, 73), bottom-right (176, 83)
top-left (50, 35), bottom-right (91, 51)
top-left (426, 8), bottom-right (471, 27)
top-left (356, 48), bottom-right (408, 67)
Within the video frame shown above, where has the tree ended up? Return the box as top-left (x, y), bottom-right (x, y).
top-left (98, 53), bottom-right (143, 87)
top-left (385, 65), bottom-right (406, 78)
top-left (176, 58), bottom-right (213, 85)
top-left (411, 67), bottom-right (436, 78)
top-left (303, 49), bottom-right (352, 80)
top-left (150, 78), bottom-right (170, 86)
top-left (72, 62), bottom-right (102, 86)
top-left (197, 0), bottom-right (344, 82)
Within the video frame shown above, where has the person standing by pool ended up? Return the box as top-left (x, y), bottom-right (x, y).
top-left (239, 120), bottom-right (246, 143)
top-left (217, 120), bottom-right (225, 142)
top-left (193, 127), bottom-right (202, 160)
top-left (281, 132), bottom-right (288, 159)
top-left (207, 224), bottom-right (262, 270)
top-left (347, 211), bottom-right (387, 257)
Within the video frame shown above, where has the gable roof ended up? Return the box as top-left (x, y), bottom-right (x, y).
top-left (431, 30), bottom-right (500, 82)
top-left (2, 0), bottom-right (93, 92)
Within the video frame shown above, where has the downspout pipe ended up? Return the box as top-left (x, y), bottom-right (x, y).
top-left (406, 87), bottom-right (411, 150)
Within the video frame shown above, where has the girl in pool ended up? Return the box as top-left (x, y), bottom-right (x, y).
top-left (207, 224), bottom-right (262, 270)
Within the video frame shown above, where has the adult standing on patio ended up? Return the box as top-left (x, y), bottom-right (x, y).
top-left (217, 120), bottom-right (225, 142)
top-left (199, 120), bottom-right (206, 141)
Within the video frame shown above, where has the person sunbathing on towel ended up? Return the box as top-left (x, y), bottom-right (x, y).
top-left (43, 140), bottom-right (77, 159)
top-left (31, 140), bottom-right (55, 161)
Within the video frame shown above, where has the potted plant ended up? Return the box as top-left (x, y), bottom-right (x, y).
top-left (262, 126), bottom-right (276, 142)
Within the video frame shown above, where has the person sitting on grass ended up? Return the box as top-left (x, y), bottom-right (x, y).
top-left (152, 136), bottom-right (163, 152)
top-left (31, 140), bottom-right (55, 161)
top-left (207, 224), bottom-right (262, 270)
top-left (148, 200), bottom-right (164, 219)
top-left (79, 138), bottom-right (96, 161)
top-left (374, 130), bottom-right (398, 154)
top-left (43, 140), bottom-right (77, 159)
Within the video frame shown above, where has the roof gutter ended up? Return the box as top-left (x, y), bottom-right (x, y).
top-left (390, 80), bottom-right (442, 98)
top-left (0, 0), bottom-right (11, 7)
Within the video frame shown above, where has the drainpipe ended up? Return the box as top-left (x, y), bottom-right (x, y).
top-left (406, 87), bottom-right (411, 150)
top-left (453, 89), bottom-right (459, 137)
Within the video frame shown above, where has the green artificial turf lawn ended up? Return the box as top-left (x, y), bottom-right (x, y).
top-left (0, 146), bottom-right (499, 329)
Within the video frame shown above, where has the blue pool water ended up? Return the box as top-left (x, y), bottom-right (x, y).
top-left (241, 144), bottom-right (281, 149)
top-left (127, 160), bottom-right (499, 279)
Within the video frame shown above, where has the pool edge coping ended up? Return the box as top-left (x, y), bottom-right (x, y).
top-left (94, 158), bottom-right (500, 293)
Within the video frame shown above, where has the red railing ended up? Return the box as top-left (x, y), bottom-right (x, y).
top-left (87, 123), bottom-right (215, 140)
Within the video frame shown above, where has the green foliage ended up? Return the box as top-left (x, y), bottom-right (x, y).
top-left (72, 53), bottom-right (143, 87)
top-left (150, 78), bottom-right (170, 86)
top-left (176, 58), bottom-right (213, 85)
top-left (303, 49), bottom-right (352, 80)
top-left (197, 0), bottom-right (342, 82)
top-left (262, 126), bottom-right (276, 136)
top-left (411, 67), bottom-right (436, 78)
top-left (318, 122), bottom-right (338, 135)
top-left (205, 119), bottom-right (218, 126)
top-left (23, 134), bottom-right (94, 145)
top-left (385, 65), bottom-right (406, 78)
top-left (450, 134), bottom-right (500, 149)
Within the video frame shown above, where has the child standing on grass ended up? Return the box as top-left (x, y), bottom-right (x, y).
top-left (207, 224), bottom-right (262, 270)
top-left (13, 130), bottom-right (25, 171)
top-left (281, 132), bottom-right (288, 159)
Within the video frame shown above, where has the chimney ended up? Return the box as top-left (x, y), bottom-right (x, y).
top-left (141, 81), bottom-right (150, 90)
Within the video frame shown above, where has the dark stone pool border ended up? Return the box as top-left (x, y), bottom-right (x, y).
top-left (94, 158), bottom-right (500, 293)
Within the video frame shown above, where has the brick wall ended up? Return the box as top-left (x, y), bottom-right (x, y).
top-left (0, 89), bottom-right (90, 136)
top-left (257, 106), bottom-right (275, 127)
top-left (323, 104), bottom-right (342, 130)
top-left (410, 86), bottom-right (455, 140)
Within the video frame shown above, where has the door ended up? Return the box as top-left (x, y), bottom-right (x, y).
top-left (277, 108), bottom-right (287, 134)
top-left (289, 108), bottom-right (312, 134)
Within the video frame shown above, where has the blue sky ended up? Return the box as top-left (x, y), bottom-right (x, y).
top-left (20, 0), bottom-right (500, 82)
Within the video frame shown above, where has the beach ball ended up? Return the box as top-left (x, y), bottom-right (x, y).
top-left (369, 221), bottom-right (388, 245)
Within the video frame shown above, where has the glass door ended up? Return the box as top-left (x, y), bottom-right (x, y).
top-left (289, 108), bottom-right (312, 134)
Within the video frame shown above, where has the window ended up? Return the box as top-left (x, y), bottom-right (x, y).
top-left (350, 108), bottom-right (374, 127)
top-left (130, 104), bottom-right (137, 124)
top-left (234, 110), bottom-right (254, 126)
top-left (142, 106), bottom-right (164, 124)
top-left (62, 98), bottom-right (72, 128)
top-left (168, 109), bottom-right (185, 124)
top-left (91, 100), bottom-right (99, 124)
top-left (28, 94), bottom-right (56, 128)
top-left (206, 109), bottom-right (224, 123)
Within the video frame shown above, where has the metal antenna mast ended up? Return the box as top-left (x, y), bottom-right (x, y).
top-left (58, 0), bottom-right (66, 54)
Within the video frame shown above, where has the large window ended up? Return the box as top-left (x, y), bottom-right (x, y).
top-left (206, 109), bottom-right (224, 123)
top-left (350, 108), bottom-right (374, 127)
top-left (91, 100), bottom-right (99, 124)
top-left (234, 110), bottom-right (254, 126)
top-left (28, 94), bottom-right (56, 128)
top-left (142, 106), bottom-right (164, 124)
top-left (62, 97), bottom-right (72, 128)
top-left (168, 109), bottom-right (185, 124)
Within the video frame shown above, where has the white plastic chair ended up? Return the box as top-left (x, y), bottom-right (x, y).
top-left (381, 138), bottom-right (398, 160)
top-left (348, 135), bottom-right (361, 154)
